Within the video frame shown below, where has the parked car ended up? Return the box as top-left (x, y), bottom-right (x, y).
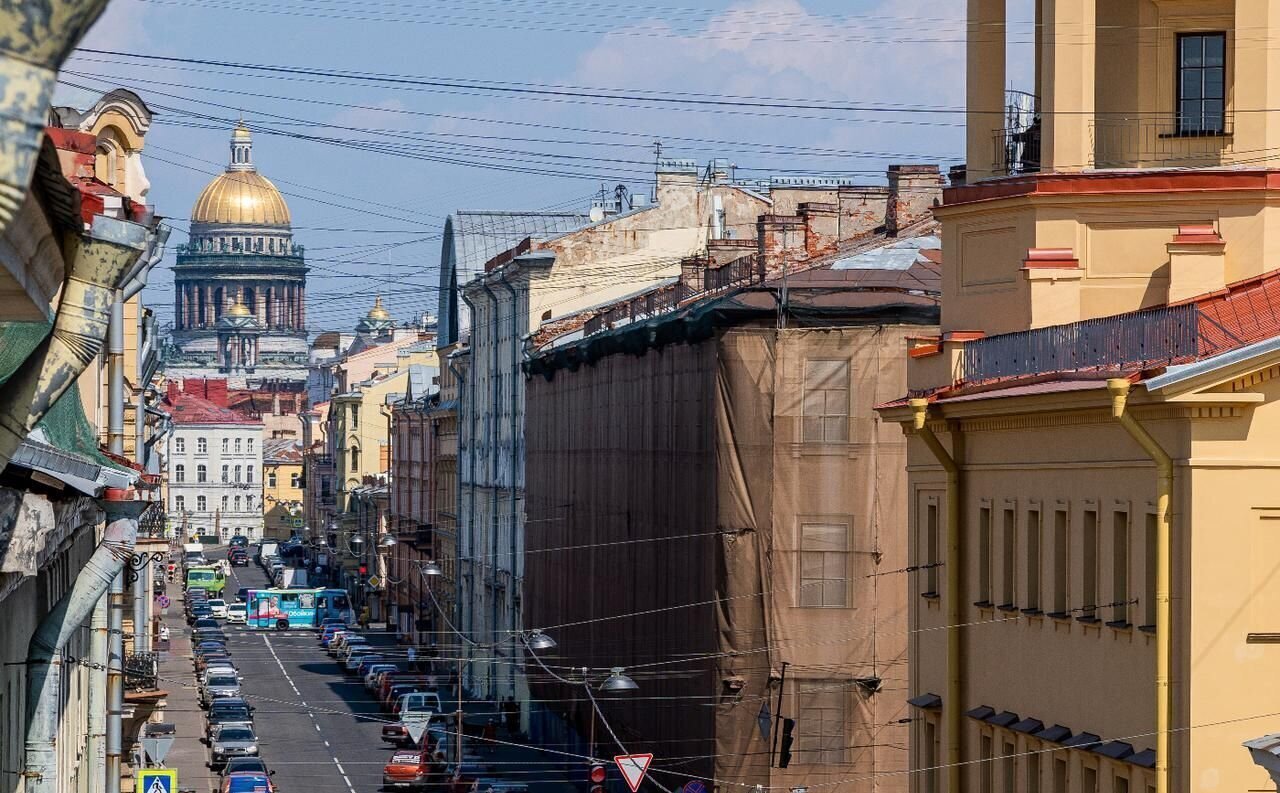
top-left (226, 603), bottom-right (247, 625)
top-left (364, 664), bottom-right (399, 691)
top-left (235, 587), bottom-right (251, 603)
top-left (353, 654), bottom-right (385, 678)
top-left (328, 631), bottom-right (361, 656)
top-left (334, 635), bottom-right (368, 658)
top-left (202, 664), bottom-right (241, 684)
top-left (228, 548), bottom-right (249, 567)
top-left (320, 626), bottom-right (348, 649)
top-left (342, 646), bottom-right (375, 673)
top-left (210, 724), bottom-right (260, 770)
top-left (221, 757), bottom-right (270, 778)
top-left (382, 746), bottom-right (441, 789)
top-left (207, 598), bottom-right (228, 619)
top-left (200, 673), bottom-right (242, 707)
top-left (221, 771), bottom-right (275, 793)
top-left (206, 699), bottom-right (254, 737)
top-left (193, 617), bottom-right (220, 631)
top-left (196, 652), bottom-right (236, 675)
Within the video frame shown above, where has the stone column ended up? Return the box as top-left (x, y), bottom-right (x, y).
top-left (1040, 0), bottom-right (1096, 173)
top-left (967, 0), bottom-right (1006, 181)
top-left (298, 283), bottom-right (305, 330)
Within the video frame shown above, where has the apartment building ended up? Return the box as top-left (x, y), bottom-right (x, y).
top-left (878, 3), bottom-right (1280, 791)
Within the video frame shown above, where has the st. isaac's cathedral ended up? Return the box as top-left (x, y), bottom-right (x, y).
top-left (164, 123), bottom-right (309, 390)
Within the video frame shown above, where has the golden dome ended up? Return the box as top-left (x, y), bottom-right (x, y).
top-left (227, 299), bottom-right (251, 317)
top-left (367, 296), bottom-right (391, 321)
top-left (232, 120), bottom-right (252, 141)
top-left (191, 170), bottom-right (291, 226)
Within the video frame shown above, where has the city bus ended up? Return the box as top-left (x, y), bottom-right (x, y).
top-left (185, 564), bottom-right (227, 594)
top-left (245, 588), bottom-right (353, 630)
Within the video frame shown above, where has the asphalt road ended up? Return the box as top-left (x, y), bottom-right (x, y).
top-left (217, 552), bottom-right (392, 793)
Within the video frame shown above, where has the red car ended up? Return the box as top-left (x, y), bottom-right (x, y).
top-left (382, 747), bottom-right (442, 790)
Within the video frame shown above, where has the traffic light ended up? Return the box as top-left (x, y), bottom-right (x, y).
top-left (589, 763), bottom-right (606, 793)
top-left (358, 564), bottom-right (368, 575)
top-left (778, 718), bottom-right (796, 769)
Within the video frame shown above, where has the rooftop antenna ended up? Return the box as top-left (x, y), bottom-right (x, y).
top-left (652, 140), bottom-right (662, 202)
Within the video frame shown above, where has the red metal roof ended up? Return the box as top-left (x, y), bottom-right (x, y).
top-left (166, 391), bottom-right (261, 426)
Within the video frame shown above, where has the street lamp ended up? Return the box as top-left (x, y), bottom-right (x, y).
top-left (600, 668), bottom-right (639, 692)
top-left (377, 533), bottom-right (398, 550)
top-left (525, 630), bottom-right (557, 651)
top-left (419, 559), bottom-right (443, 577)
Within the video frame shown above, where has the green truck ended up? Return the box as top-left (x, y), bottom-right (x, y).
top-left (186, 564), bottom-right (227, 594)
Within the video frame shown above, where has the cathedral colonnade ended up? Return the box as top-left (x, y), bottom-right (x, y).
top-left (174, 278), bottom-right (306, 332)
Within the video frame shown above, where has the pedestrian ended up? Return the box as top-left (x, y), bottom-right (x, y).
top-left (159, 624), bottom-right (169, 644)
top-left (406, 645), bottom-right (417, 672)
top-left (503, 697), bottom-right (519, 735)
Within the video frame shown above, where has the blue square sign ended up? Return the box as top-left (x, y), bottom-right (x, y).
top-left (137, 769), bottom-right (177, 793)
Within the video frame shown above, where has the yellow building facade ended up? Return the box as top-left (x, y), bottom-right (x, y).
top-left (881, 3), bottom-right (1280, 792)
top-left (262, 438), bottom-right (304, 539)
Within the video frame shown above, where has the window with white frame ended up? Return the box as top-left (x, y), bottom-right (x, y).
top-left (802, 359), bottom-right (850, 443)
top-left (175, 464), bottom-right (185, 483)
top-left (197, 437), bottom-right (207, 455)
top-left (175, 438), bottom-right (185, 454)
top-left (222, 438), bottom-right (229, 453)
top-left (174, 495), bottom-right (185, 512)
top-left (222, 496), bottom-right (229, 511)
top-left (234, 495), bottom-right (241, 511)
top-left (267, 471), bottom-right (277, 488)
top-left (799, 521), bottom-right (849, 608)
top-left (235, 438), bottom-right (241, 454)
top-left (222, 465), bottom-right (229, 483)
top-left (197, 464), bottom-right (207, 483)
top-left (793, 680), bottom-right (847, 765)
top-left (197, 495), bottom-right (207, 511)
top-left (247, 438), bottom-right (254, 453)
top-left (290, 472), bottom-right (301, 488)
top-left (246, 465), bottom-right (254, 484)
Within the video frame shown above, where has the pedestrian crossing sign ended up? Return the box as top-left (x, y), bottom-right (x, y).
top-left (136, 769), bottom-right (177, 793)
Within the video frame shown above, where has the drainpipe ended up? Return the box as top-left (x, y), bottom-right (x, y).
top-left (1107, 379), bottom-right (1173, 793)
top-left (496, 272), bottom-right (520, 702)
top-left (460, 293), bottom-right (479, 691)
top-left (481, 282), bottom-right (501, 698)
top-left (109, 296), bottom-right (126, 455)
top-left (24, 515), bottom-right (137, 793)
top-left (84, 596), bottom-right (108, 793)
top-left (447, 353), bottom-right (468, 660)
top-left (0, 215), bottom-right (149, 470)
top-left (0, 0), bottom-right (111, 234)
top-left (908, 399), bottom-right (963, 793)
top-left (106, 567), bottom-right (125, 793)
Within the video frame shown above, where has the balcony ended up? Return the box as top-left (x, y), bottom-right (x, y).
top-left (1091, 112), bottom-right (1234, 169)
top-left (125, 652), bottom-right (158, 692)
top-left (993, 89), bottom-right (1040, 176)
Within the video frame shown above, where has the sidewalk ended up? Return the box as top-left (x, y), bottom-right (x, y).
top-left (157, 592), bottom-right (219, 793)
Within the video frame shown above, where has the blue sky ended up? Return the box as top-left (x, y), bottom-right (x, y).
top-left (57, 0), bottom-right (1034, 333)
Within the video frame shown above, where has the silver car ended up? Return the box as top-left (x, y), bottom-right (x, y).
top-left (200, 673), bottom-right (242, 707)
top-left (210, 724), bottom-right (259, 769)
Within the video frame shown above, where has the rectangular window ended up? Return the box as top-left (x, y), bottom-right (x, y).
top-left (1115, 775), bottom-right (1130, 793)
top-left (1027, 751), bottom-right (1041, 793)
top-left (291, 472), bottom-right (301, 488)
top-left (978, 507), bottom-right (992, 605)
top-left (1026, 509), bottom-right (1041, 611)
top-left (980, 735), bottom-right (993, 793)
top-left (794, 681), bottom-right (846, 765)
top-left (1083, 509), bottom-right (1099, 618)
top-left (1053, 759), bottom-right (1067, 793)
top-left (1082, 766), bottom-right (1098, 793)
top-left (1002, 741), bottom-right (1016, 793)
top-left (802, 360), bottom-right (850, 443)
top-left (1144, 514), bottom-right (1158, 628)
top-left (1052, 510), bottom-right (1069, 615)
top-left (925, 502), bottom-right (940, 596)
top-left (922, 721), bottom-right (938, 793)
top-left (175, 438), bottom-right (185, 454)
top-left (267, 472), bottom-right (277, 488)
top-left (1001, 508), bottom-right (1016, 607)
top-left (1177, 33), bottom-right (1226, 134)
top-left (1113, 511), bottom-right (1130, 624)
top-left (800, 522), bottom-right (849, 608)
top-left (197, 495), bottom-right (207, 512)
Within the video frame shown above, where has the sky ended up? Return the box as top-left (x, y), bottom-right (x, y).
top-left (57, 0), bottom-right (1035, 335)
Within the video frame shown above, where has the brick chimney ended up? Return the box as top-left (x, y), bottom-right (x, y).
top-left (885, 165), bottom-right (943, 237)
top-left (799, 202), bottom-right (839, 258)
top-left (757, 214), bottom-right (806, 273)
top-left (837, 187), bottom-right (889, 242)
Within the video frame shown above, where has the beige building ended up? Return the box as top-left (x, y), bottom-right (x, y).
top-left (262, 438), bottom-right (303, 539)
top-left (879, 3), bottom-right (1280, 792)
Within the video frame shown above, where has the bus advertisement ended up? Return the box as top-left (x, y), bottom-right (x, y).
top-left (185, 564), bottom-right (226, 594)
top-left (246, 588), bottom-right (353, 630)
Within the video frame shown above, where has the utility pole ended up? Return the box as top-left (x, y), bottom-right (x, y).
top-left (455, 650), bottom-right (464, 767)
top-left (770, 662), bottom-right (789, 768)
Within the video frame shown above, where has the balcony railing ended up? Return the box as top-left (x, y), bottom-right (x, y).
top-left (1091, 112), bottom-right (1234, 169)
top-left (957, 303), bottom-right (1250, 385)
top-left (994, 89), bottom-right (1040, 176)
top-left (125, 652), bottom-right (158, 692)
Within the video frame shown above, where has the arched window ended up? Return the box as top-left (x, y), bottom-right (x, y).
top-left (246, 465), bottom-right (255, 484)
top-left (223, 438), bottom-right (229, 453)
top-left (234, 495), bottom-right (241, 511)
top-left (234, 465), bottom-right (242, 483)
top-left (174, 464), bottom-right (185, 483)
top-left (197, 464), bottom-right (207, 483)
top-left (350, 446), bottom-right (359, 471)
top-left (221, 465), bottom-right (229, 483)
top-left (222, 495), bottom-right (229, 510)
top-left (235, 438), bottom-right (242, 454)
top-left (247, 438), bottom-right (255, 453)
top-left (245, 495), bottom-right (253, 509)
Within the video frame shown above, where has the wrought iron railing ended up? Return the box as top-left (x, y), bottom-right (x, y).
top-left (1091, 112), bottom-right (1234, 169)
top-left (994, 89), bottom-right (1040, 176)
top-left (960, 303), bottom-right (1204, 384)
top-left (125, 652), bottom-right (158, 692)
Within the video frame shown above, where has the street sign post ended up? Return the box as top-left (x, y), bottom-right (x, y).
top-left (614, 753), bottom-right (653, 793)
top-left (141, 734), bottom-right (174, 766)
top-left (136, 769), bottom-right (177, 793)
top-left (685, 780), bottom-right (708, 793)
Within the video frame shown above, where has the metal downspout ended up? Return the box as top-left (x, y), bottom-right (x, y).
top-left (0, 215), bottom-right (148, 470)
top-left (24, 517), bottom-right (138, 793)
top-left (109, 295), bottom-right (125, 455)
top-left (106, 569), bottom-right (125, 793)
top-left (447, 354), bottom-right (468, 658)
top-left (1107, 379), bottom-right (1173, 793)
top-left (460, 293), bottom-right (479, 689)
top-left (0, 0), bottom-right (112, 234)
top-left (481, 282), bottom-right (501, 698)
top-left (84, 596), bottom-right (108, 793)
top-left (496, 273), bottom-right (519, 702)
top-left (908, 399), bottom-right (962, 793)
